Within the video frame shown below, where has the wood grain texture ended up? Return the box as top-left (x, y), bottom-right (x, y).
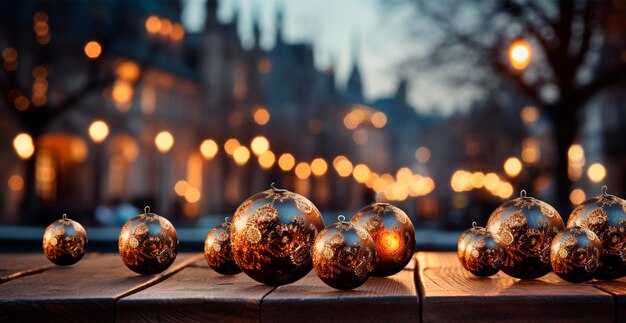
top-left (0, 253), bottom-right (200, 323)
top-left (116, 260), bottom-right (274, 323)
top-left (0, 253), bottom-right (53, 283)
top-left (261, 265), bottom-right (419, 323)
top-left (417, 252), bottom-right (614, 323)
top-left (592, 278), bottom-right (626, 322)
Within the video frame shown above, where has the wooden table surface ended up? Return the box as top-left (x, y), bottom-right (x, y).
top-left (0, 252), bottom-right (622, 322)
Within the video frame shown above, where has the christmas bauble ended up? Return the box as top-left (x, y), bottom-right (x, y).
top-left (350, 203), bottom-right (415, 277)
top-left (486, 190), bottom-right (564, 279)
top-left (457, 222), bottom-right (504, 277)
top-left (118, 207), bottom-right (178, 275)
top-left (204, 217), bottom-right (241, 275)
top-left (312, 215), bottom-right (376, 290)
top-left (550, 226), bottom-right (603, 283)
top-left (567, 186), bottom-right (626, 279)
top-left (43, 214), bottom-right (87, 266)
top-left (230, 184), bottom-right (325, 286)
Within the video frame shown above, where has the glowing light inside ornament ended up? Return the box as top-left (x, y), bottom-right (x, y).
top-left (381, 232), bottom-right (401, 251)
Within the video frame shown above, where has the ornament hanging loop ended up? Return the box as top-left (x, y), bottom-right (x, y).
top-left (472, 221), bottom-right (477, 228)
top-left (602, 185), bottom-right (608, 196)
top-left (375, 191), bottom-right (390, 206)
top-left (144, 206), bottom-right (156, 217)
top-left (338, 215), bottom-right (346, 223)
top-left (225, 217), bottom-right (230, 224)
top-left (62, 213), bottom-right (67, 220)
top-left (270, 182), bottom-right (287, 193)
top-left (520, 190), bottom-right (529, 199)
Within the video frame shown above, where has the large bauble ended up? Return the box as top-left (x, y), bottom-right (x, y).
top-left (458, 223), bottom-right (504, 277)
top-left (351, 203), bottom-right (416, 277)
top-left (230, 186), bottom-right (325, 286)
top-left (486, 192), bottom-right (564, 279)
top-left (567, 187), bottom-right (626, 279)
top-left (312, 217), bottom-right (376, 290)
top-left (118, 207), bottom-right (178, 275)
top-left (43, 214), bottom-right (87, 266)
top-left (204, 219), bottom-right (241, 275)
top-left (550, 226), bottom-right (603, 283)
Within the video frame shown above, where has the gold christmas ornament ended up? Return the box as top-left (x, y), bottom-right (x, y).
top-left (313, 215), bottom-right (376, 290)
top-left (567, 186), bottom-right (626, 279)
top-left (351, 202), bottom-right (416, 277)
top-left (43, 213), bottom-right (87, 266)
top-left (486, 190), bottom-right (564, 279)
top-left (204, 217), bottom-right (241, 275)
top-left (457, 222), bottom-right (504, 277)
top-left (550, 226), bottom-right (603, 283)
top-left (230, 183), bottom-right (325, 286)
top-left (118, 206), bottom-right (178, 275)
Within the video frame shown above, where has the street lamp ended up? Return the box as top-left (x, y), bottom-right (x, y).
top-left (509, 40), bottom-right (531, 70)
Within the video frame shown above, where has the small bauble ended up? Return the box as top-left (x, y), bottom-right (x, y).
top-left (550, 226), bottom-right (603, 283)
top-left (118, 206), bottom-right (178, 275)
top-left (230, 183), bottom-right (325, 286)
top-left (567, 186), bottom-right (626, 279)
top-left (204, 217), bottom-right (241, 275)
top-left (43, 214), bottom-right (87, 266)
top-left (486, 190), bottom-right (564, 279)
top-left (313, 215), bottom-right (376, 290)
top-left (457, 222), bottom-right (504, 277)
top-left (351, 203), bottom-right (416, 277)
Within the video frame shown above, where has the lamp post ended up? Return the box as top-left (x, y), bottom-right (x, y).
top-left (88, 120), bottom-right (109, 207)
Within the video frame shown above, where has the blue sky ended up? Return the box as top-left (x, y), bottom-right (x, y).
top-left (182, 0), bottom-right (470, 114)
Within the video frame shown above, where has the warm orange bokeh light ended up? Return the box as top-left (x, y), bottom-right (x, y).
top-left (278, 153), bottom-right (296, 171)
top-left (8, 174), bottom-right (24, 191)
top-left (509, 40), bottom-right (531, 70)
top-left (570, 189), bottom-right (586, 205)
top-left (504, 157), bottom-right (523, 178)
top-left (352, 164), bottom-right (371, 183)
top-left (174, 180), bottom-right (189, 196)
top-left (84, 41), bottom-right (102, 59)
top-left (145, 16), bottom-right (161, 34)
top-left (587, 163), bottom-right (606, 183)
top-left (88, 120), bottom-right (109, 143)
top-left (112, 80), bottom-right (134, 104)
top-left (155, 131), bottom-right (174, 153)
top-left (224, 138), bottom-right (240, 155)
top-left (310, 158), bottom-right (328, 177)
top-left (333, 156), bottom-right (353, 177)
top-left (13, 133), bottom-right (35, 159)
top-left (200, 139), bottom-right (219, 160)
top-left (233, 146), bottom-right (251, 165)
top-left (250, 136), bottom-right (270, 156)
top-left (258, 150), bottom-right (276, 169)
top-left (295, 162), bottom-right (311, 179)
top-left (253, 107), bottom-right (270, 125)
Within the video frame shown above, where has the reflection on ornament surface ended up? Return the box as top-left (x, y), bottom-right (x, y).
top-left (351, 203), bottom-right (416, 277)
top-left (486, 190), bottom-right (564, 279)
top-left (43, 214), bottom-right (87, 266)
top-left (313, 215), bottom-right (376, 290)
top-left (118, 206), bottom-right (178, 275)
top-left (230, 184), bottom-right (325, 286)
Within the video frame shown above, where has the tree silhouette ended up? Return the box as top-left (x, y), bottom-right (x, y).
top-left (398, 0), bottom-right (626, 210)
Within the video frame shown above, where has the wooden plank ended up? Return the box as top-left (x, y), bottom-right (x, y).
top-left (261, 262), bottom-right (419, 323)
top-left (417, 252), bottom-right (614, 323)
top-left (0, 253), bottom-right (53, 283)
top-left (592, 278), bottom-right (626, 322)
top-left (116, 260), bottom-right (274, 323)
top-left (0, 253), bottom-right (200, 323)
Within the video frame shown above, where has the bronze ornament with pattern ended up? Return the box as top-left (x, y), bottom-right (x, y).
top-left (204, 217), bottom-right (241, 275)
top-left (458, 222), bottom-right (504, 277)
top-left (118, 206), bottom-right (178, 275)
top-left (567, 186), bottom-right (626, 279)
top-left (486, 190), bottom-right (564, 279)
top-left (230, 183), bottom-right (325, 286)
top-left (43, 213), bottom-right (87, 266)
top-left (550, 226), bottom-right (603, 283)
top-left (313, 215), bottom-right (376, 290)
top-left (351, 202), bottom-right (416, 277)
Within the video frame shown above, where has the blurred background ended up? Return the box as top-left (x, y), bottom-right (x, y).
top-left (1, 0), bottom-right (625, 251)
